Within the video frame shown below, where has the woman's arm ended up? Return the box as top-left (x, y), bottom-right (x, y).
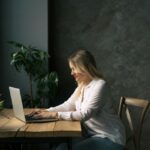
top-left (58, 80), bottom-right (110, 121)
top-left (46, 87), bottom-right (80, 112)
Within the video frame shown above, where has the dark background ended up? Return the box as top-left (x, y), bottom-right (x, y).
top-left (0, 0), bottom-right (150, 149)
top-left (0, 0), bottom-right (150, 108)
top-left (49, 0), bottom-right (150, 106)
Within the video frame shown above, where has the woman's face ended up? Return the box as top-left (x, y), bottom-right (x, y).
top-left (69, 62), bottom-right (90, 84)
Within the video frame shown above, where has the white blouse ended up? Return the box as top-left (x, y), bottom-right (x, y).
top-left (47, 79), bottom-right (126, 146)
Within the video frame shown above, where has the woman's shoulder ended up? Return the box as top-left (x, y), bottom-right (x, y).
top-left (93, 78), bottom-right (106, 85)
top-left (86, 78), bottom-right (106, 89)
top-left (92, 79), bottom-right (111, 94)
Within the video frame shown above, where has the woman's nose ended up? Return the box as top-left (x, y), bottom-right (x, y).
top-left (71, 71), bottom-right (73, 75)
top-left (71, 70), bottom-right (75, 75)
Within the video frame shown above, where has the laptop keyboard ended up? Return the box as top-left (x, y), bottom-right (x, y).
top-left (25, 114), bottom-right (58, 122)
top-left (25, 115), bottom-right (42, 121)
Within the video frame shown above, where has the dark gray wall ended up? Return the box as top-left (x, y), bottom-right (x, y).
top-left (0, 0), bottom-right (48, 106)
top-left (53, 0), bottom-right (150, 106)
top-left (53, 2), bottom-right (150, 148)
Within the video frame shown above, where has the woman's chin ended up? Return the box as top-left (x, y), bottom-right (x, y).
top-left (74, 79), bottom-right (79, 83)
top-left (74, 77), bottom-right (78, 81)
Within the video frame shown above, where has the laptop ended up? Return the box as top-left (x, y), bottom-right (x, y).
top-left (9, 86), bottom-right (58, 123)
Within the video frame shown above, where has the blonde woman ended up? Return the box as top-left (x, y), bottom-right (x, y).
top-left (31, 50), bottom-right (125, 150)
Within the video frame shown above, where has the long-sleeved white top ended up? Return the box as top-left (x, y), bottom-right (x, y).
top-left (47, 79), bottom-right (126, 146)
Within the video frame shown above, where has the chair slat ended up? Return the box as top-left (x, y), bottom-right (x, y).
top-left (118, 96), bottom-right (150, 150)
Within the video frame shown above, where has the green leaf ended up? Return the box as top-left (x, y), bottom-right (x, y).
top-left (8, 41), bottom-right (58, 107)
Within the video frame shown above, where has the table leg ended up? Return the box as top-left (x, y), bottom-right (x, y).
top-left (67, 138), bottom-right (72, 150)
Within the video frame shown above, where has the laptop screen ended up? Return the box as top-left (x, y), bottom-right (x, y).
top-left (9, 87), bottom-right (26, 122)
top-left (9, 86), bottom-right (58, 123)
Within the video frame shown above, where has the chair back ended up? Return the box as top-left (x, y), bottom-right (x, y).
top-left (118, 96), bottom-right (150, 150)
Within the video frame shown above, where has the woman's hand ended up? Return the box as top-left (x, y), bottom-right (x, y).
top-left (31, 111), bottom-right (58, 119)
top-left (28, 109), bottom-right (45, 117)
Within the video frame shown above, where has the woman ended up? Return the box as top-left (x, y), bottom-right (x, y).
top-left (31, 50), bottom-right (125, 150)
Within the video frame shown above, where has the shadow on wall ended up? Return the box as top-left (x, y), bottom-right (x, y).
top-left (52, 0), bottom-right (150, 107)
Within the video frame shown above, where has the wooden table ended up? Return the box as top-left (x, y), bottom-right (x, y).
top-left (0, 109), bottom-right (82, 149)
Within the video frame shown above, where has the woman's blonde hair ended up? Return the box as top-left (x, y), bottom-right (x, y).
top-left (68, 49), bottom-right (103, 79)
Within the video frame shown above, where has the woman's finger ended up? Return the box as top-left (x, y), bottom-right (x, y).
top-left (28, 109), bottom-right (40, 117)
top-left (32, 113), bottom-right (42, 119)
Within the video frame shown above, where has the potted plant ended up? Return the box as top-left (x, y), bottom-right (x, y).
top-left (36, 72), bottom-right (58, 107)
top-left (8, 41), bottom-right (58, 107)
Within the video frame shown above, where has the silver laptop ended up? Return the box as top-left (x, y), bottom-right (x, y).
top-left (9, 86), bottom-right (58, 123)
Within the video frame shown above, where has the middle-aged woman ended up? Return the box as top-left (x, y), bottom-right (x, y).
top-left (30, 49), bottom-right (126, 150)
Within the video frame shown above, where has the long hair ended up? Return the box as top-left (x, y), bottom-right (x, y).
top-left (68, 49), bottom-right (103, 79)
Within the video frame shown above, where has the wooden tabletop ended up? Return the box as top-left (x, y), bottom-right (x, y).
top-left (0, 109), bottom-right (82, 138)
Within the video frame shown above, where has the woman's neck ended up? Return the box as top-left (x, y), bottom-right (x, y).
top-left (78, 78), bottom-right (93, 87)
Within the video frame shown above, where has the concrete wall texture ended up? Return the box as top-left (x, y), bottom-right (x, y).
top-left (53, 0), bottom-right (150, 103)
top-left (52, 1), bottom-right (150, 149)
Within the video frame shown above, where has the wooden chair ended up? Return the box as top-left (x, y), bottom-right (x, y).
top-left (118, 96), bottom-right (150, 150)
